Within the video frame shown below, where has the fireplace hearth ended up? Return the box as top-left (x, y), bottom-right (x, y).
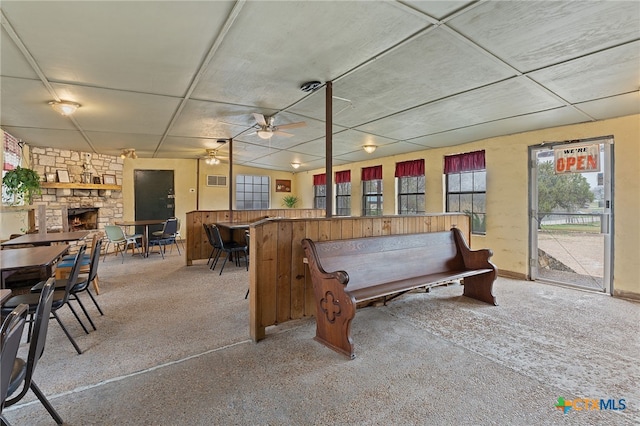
top-left (68, 208), bottom-right (99, 231)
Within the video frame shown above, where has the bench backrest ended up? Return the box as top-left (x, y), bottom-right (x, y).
top-left (309, 230), bottom-right (464, 292)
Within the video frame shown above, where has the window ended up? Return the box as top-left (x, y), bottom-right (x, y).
top-left (395, 159), bottom-right (425, 215)
top-left (313, 174), bottom-right (326, 210)
top-left (445, 150), bottom-right (486, 234)
top-left (2, 131), bottom-right (23, 204)
top-left (335, 170), bottom-right (351, 216)
top-left (236, 175), bottom-right (269, 210)
top-left (362, 165), bottom-right (382, 216)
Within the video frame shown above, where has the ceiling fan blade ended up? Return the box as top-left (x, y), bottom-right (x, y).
top-left (275, 121), bottom-right (306, 130)
top-left (252, 113), bottom-right (267, 126)
top-left (273, 130), bottom-right (293, 137)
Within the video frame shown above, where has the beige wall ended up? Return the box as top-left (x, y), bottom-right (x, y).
top-left (295, 115), bottom-right (640, 298)
top-left (121, 159), bottom-right (297, 237)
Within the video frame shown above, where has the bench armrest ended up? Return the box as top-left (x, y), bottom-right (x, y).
top-left (451, 227), bottom-right (496, 271)
top-left (301, 238), bottom-right (357, 359)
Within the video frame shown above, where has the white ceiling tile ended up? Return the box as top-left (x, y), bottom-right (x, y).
top-left (192, 1), bottom-right (428, 106)
top-left (576, 93), bottom-right (640, 121)
top-left (1, 1), bottom-right (235, 96)
top-left (528, 42), bottom-right (640, 104)
top-left (448, 1), bottom-right (640, 71)
top-left (289, 28), bottom-right (515, 127)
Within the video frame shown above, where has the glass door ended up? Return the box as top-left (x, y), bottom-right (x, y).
top-left (529, 138), bottom-right (613, 293)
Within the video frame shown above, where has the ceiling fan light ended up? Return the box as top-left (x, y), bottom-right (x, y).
top-left (257, 129), bottom-right (273, 139)
top-left (363, 145), bottom-right (377, 154)
top-left (49, 100), bottom-right (80, 116)
top-left (290, 162), bottom-right (301, 169)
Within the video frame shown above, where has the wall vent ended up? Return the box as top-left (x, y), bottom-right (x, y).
top-left (207, 175), bottom-right (227, 187)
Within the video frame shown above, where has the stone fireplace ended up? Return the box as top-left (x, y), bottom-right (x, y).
top-left (29, 147), bottom-right (124, 233)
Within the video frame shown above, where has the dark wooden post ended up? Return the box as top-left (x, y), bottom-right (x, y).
top-left (228, 138), bottom-right (234, 222)
top-left (325, 81), bottom-right (333, 218)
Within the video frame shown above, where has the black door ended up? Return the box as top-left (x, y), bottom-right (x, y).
top-left (134, 170), bottom-right (175, 235)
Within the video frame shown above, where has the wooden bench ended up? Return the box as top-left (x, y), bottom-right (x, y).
top-left (301, 227), bottom-right (498, 359)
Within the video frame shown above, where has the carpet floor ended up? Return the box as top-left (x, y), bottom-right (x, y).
top-left (2, 250), bottom-right (638, 425)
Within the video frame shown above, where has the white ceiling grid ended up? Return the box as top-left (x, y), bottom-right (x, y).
top-left (0, 1), bottom-right (638, 172)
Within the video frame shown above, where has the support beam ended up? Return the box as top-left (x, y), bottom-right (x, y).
top-left (325, 82), bottom-right (333, 218)
top-left (229, 138), bottom-right (234, 222)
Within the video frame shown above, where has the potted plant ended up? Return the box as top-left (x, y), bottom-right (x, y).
top-left (281, 194), bottom-right (299, 208)
top-left (2, 166), bottom-right (42, 205)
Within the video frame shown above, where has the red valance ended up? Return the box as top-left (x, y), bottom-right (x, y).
top-left (335, 170), bottom-right (351, 184)
top-left (395, 159), bottom-right (424, 178)
top-left (444, 150), bottom-right (485, 174)
top-left (313, 173), bottom-right (326, 186)
top-left (361, 165), bottom-right (382, 181)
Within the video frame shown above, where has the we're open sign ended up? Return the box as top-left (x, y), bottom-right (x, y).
top-left (554, 144), bottom-right (600, 174)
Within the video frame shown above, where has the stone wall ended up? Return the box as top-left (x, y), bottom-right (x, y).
top-left (30, 146), bottom-right (124, 232)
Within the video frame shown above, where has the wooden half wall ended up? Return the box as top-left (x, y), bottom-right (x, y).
top-left (248, 213), bottom-right (471, 341)
top-left (185, 209), bottom-right (325, 265)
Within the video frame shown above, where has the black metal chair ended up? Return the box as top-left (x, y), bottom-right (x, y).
top-left (1, 246), bottom-right (88, 355)
top-left (149, 218), bottom-right (180, 258)
top-left (32, 238), bottom-right (104, 331)
top-left (244, 231), bottom-right (250, 299)
top-left (153, 217), bottom-right (183, 253)
top-left (4, 279), bottom-right (63, 425)
top-left (203, 223), bottom-right (219, 267)
top-left (210, 225), bottom-right (247, 275)
top-left (1, 304), bottom-right (28, 426)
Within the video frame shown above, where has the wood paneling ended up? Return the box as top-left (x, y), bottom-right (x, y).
top-left (248, 214), bottom-right (470, 341)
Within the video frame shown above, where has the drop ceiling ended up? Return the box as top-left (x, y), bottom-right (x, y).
top-left (1, 1), bottom-right (638, 172)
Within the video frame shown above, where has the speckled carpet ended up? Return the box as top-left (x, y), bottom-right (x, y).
top-left (2, 251), bottom-right (638, 425)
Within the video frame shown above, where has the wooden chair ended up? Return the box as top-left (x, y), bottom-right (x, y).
top-left (56, 232), bottom-right (103, 294)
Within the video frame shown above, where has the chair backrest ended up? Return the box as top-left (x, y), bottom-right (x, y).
top-left (86, 238), bottom-right (102, 283)
top-left (1, 304), bottom-right (28, 410)
top-left (6, 279), bottom-right (56, 406)
top-left (203, 224), bottom-right (216, 247)
top-left (162, 218), bottom-right (178, 237)
top-left (104, 225), bottom-right (125, 242)
top-left (210, 225), bottom-right (226, 250)
top-left (59, 245), bottom-right (87, 304)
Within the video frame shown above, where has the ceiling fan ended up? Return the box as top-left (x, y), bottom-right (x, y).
top-left (250, 113), bottom-right (306, 139)
top-left (201, 149), bottom-right (228, 165)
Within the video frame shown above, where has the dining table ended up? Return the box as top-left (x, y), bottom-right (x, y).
top-left (214, 222), bottom-right (251, 244)
top-left (0, 289), bottom-right (12, 305)
top-left (1, 230), bottom-right (90, 247)
top-left (114, 219), bottom-right (166, 258)
top-left (0, 244), bottom-right (69, 289)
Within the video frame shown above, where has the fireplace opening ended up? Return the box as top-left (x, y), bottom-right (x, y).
top-left (68, 208), bottom-right (99, 231)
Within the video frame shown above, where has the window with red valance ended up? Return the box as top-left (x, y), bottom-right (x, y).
top-left (335, 170), bottom-right (351, 183)
top-left (395, 159), bottom-right (424, 177)
top-left (444, 150), bottom-right (485, 174)
top-left (361, 165), bottom-right (382, 181)
top-left (313, 173), bottom-right (326, 186)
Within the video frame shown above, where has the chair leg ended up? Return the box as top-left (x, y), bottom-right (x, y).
top-left (91, 275), bottom-right (100, 295)
top-left (219, 253), bottom-right (230, 275)
top-left (72, 295), bottom-right (97, 331)
top-left (245, 288), bottom-right (249, 299)
top-left (66, 302), bottom-right (90, 334)
top-left (85, 288), bottom-right (104, 315)
top-left (30, 381), bottom-right (63, 425)
top-left (211, 250), bottom-right (222, 270)
top-left (52, 312), bottom-right (83, 354)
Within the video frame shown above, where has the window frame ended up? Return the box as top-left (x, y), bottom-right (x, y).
top-left (362, 179), bottom-right (383, 216)
top-left (397, 175), bottom-right (425, 215)
top-left (445, 169), bottom-right (486, 234)
top-left (235, 174), bottom-right (270, 210)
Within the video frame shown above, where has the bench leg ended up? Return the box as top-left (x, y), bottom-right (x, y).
top-left (462, 273), bottom-right (498, 305)
top-left (313, 279), bottom-right (357, 359)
